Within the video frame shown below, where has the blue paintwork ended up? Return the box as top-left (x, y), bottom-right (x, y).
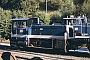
top-left (73, 25), bottom-right (82, 34)
top-left (11, 18), bottom-right (67, 36)
top-left (31, 25), bottom-right (66, 36)
top-left (11, 16), bottom-right (90, 39)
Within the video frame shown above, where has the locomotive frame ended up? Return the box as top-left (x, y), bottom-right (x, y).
top-left (10, 16), bottom-right (90, 53)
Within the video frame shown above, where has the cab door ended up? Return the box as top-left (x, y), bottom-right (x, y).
top-left (69, 27), bottom-right (73, 37)
top-left (66, 25), bottom-right (74, 39)
top-left (12, 21), bottom-right (17, 34)
top-left (17, 21), bottom-right (27, 35)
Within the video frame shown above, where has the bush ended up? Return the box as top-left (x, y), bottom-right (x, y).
top-left (32, 11), bottom-right (50, 24)
top-left (50, 11), bottom-right (62, 23)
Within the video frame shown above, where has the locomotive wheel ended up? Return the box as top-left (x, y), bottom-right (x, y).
top-left (87, 40), bottom-right (90, 53)
top-left (87, 44), bottom-right (90, 53)
top-left (66, 40), bottom-right (77, 53)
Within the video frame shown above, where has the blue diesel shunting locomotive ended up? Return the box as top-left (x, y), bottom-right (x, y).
top-left (11, 16), bottom-right (90, 53)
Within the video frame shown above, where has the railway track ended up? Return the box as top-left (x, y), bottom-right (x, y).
top-left (0, 49), bottom-right (72, 60)
top-left (0, 49), bottom-right (90, 60)
top-left (0, 43), bottom-right (90, 60)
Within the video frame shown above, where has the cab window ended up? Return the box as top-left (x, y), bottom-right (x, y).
top-left (28, 20), bottom-right (32, 27)
top-left (13, 21), bottom-right (16, 28)
top-left (18, 21), bottom-right (26, 28)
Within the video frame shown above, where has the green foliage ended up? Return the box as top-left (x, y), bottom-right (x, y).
top-left (60, 0), bottom-right (75, 15)
top-left (0, 8), bottom-right (27, 40)
top-left (12, 10), bottom-right (27, 18)
top-left (50, 11), bottom-right (62, 23)
top-left (81, 0), bottom-right (90, 22)
top-left (0, 0), bottom-right (21, 10)
top-left (0, 8), bottom-right (12, 39)
top-left (39, 0), bottom-right (63, 11)
top-left (32, 11), bottom-right (50, 24)
top-left (20, 0), bottom-right (39, 12)
top-left (73, 0), bottom-right (85, 5)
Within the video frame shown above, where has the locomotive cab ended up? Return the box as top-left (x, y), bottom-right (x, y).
top-left (12, 19), bottom-right (27, 35)
top-left (11, 18), bottom-right (28, 47)
top-left (63, 16), bottom-right (90, 53)
top-left (11, 18), bottom-right (41, 47)
top-left (11, 18), bottom-right (43, 35)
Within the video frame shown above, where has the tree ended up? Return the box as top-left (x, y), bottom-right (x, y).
top-left (20, 0), bottom-right (39, 15)
top-left (59, 0), bottom-right (75, 17)
top-left (39, 0), bottom-right (63, 11)
top-left (73, 0), bottom-right (85, 5)
top-left (81, 0), bottom-right (90, 22)
top-left (0, 0), bottom-right (21, 10)
top-left (50, 11), bottom-right (62, 23)
top-left (32, 11), bottom-right (50, 24)
top-left (73, 0), bottom-right (86, 16)
top-left (0, 8), bottom-right (12, 39)
top-left (12, 10), bottom-right (27, 18)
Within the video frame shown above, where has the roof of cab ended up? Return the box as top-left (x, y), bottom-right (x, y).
top-left (11, 18), bottom-right (30, 20)
top-left (63, 18), bottom-right (84, 20)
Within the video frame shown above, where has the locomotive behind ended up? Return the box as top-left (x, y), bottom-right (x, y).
top-left (10, 16), bottom-right (90, 53)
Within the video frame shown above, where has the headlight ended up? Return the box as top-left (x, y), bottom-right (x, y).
top-left (20, 29), bottom-right (23, 33)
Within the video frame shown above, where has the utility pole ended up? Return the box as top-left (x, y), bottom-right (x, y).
top-left (46, 0), bottom-right (47, 15)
